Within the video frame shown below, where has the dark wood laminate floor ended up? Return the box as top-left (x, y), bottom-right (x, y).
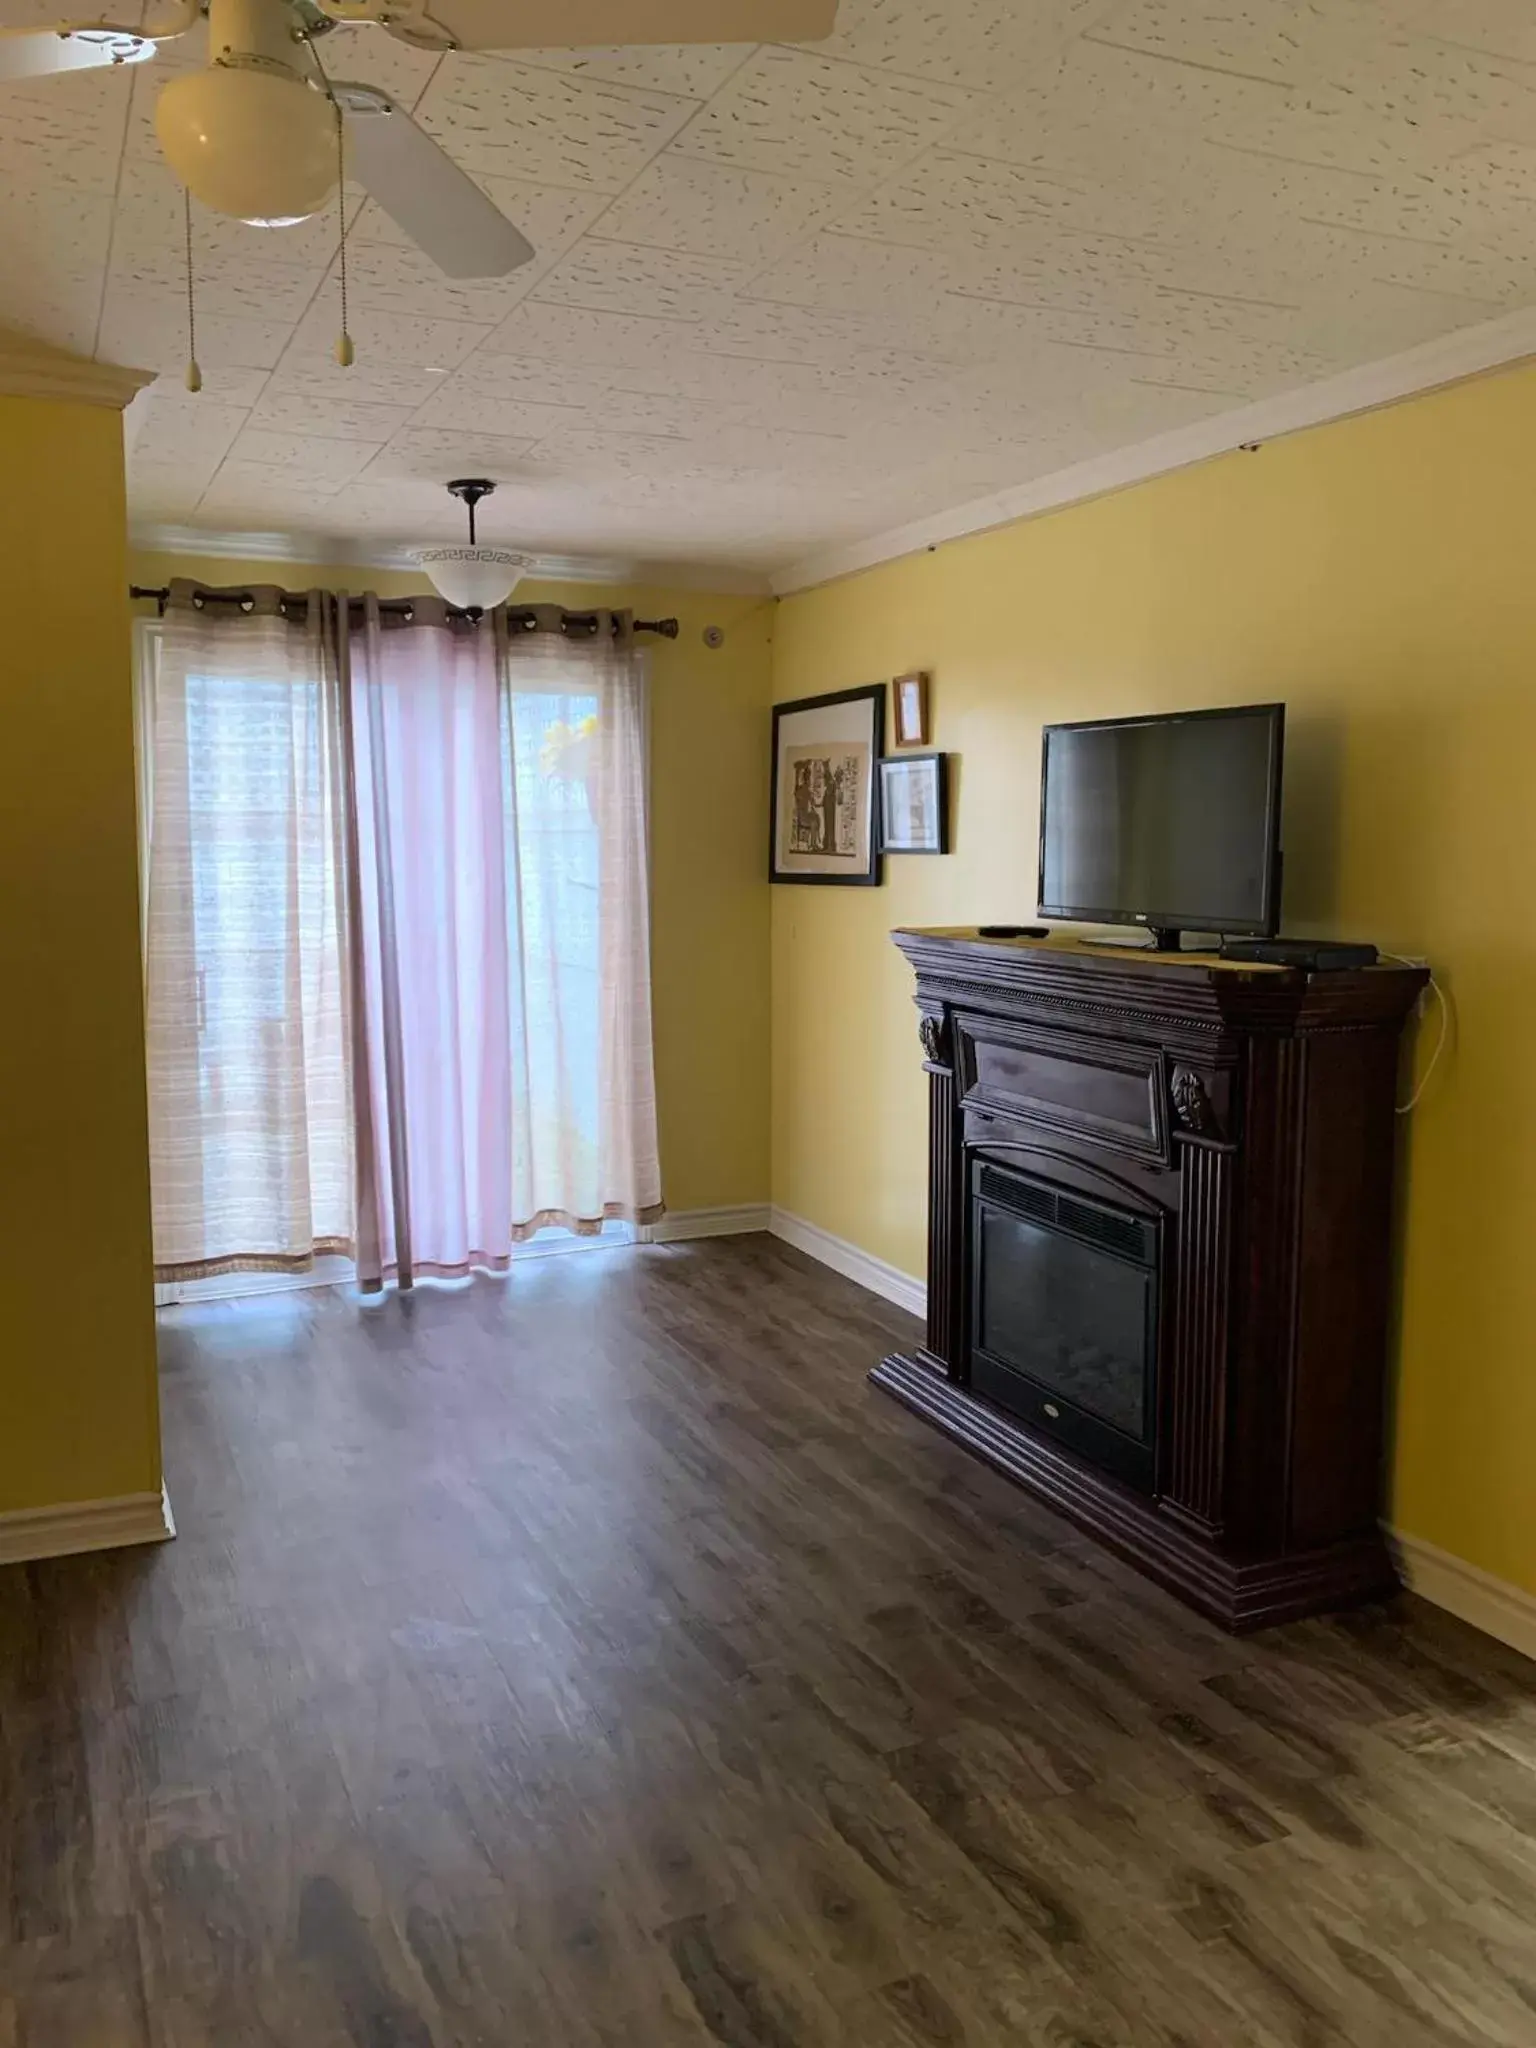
top-left (4, 1237), bottom-right (1536, 2047)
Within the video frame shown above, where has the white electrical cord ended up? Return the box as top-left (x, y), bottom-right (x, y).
top-left (1384, 964), bottom-right (1448, 1116)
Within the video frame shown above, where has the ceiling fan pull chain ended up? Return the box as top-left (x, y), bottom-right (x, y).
top-left (334, 100), bottom-right (354, 367)
top-left (182, 189), bottom-right (202, 393)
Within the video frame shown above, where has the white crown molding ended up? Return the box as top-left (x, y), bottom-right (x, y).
top-left (0, 332), bottom-right (154, 412)
top-left (0, 1484), bottom-right (175, 1567)
top-left (1391, 1531), bottom-right (1536, 1663)
top-left (771, 303), bottom-right (1536, 596)
top-left (129, 523), bottom-right (774, 595)
top-left (769, 1207), bottom-right (927, 1321)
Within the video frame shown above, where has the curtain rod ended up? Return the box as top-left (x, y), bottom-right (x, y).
top-left (128, 586), bottom-right (680, 638)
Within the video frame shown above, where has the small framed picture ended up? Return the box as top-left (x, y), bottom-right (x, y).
top-left (880, 752), bottom-right (949, 855)
top-left (770, 684), bottom-right (885, 885)
top-left (892, 671), bottom-right (930, 748)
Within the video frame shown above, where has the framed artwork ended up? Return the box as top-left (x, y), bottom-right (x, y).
top-left (770, 684), bottom-right (885, 885)
top-left (892, 671), bottom-right (930, 748)
top-left (879, 752), bottom-right (949, 855)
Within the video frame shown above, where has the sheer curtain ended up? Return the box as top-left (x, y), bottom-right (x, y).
top-left (143, 590), bottom-right (354, 1281)
top-left (345, 601), bottom-right (661, 1289)
top-left (139, 582), bottom-right (662, 1290)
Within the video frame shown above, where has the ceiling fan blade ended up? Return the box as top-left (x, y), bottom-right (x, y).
top-left (0, 25), bottom-right (154, 82)
top-left (377, 0), bottom-right (837, 52)
top-left (335, 84), bottom-right (535, 280)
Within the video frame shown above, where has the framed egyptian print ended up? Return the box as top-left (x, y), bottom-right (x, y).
top-left (770, 684), bottom-right (885, 886)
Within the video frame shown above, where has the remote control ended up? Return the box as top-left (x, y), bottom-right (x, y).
top-left (977, 925), bottom-right (1049, 939)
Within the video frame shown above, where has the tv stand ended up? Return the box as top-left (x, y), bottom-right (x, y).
top-left (873, 927), bottom-right (1428, 1630)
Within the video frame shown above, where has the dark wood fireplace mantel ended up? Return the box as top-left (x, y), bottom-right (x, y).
top-left (872, 928), bottom-right (1428, 1631)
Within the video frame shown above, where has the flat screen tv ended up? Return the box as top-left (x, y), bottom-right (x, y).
top-left (1038, 703), bottom-right (1284, 950)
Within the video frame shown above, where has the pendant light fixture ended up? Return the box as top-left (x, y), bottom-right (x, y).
top-left (414, 479), bottom-right (531, 613)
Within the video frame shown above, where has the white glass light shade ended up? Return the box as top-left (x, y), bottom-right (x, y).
top-left (414, 546), bottom-right (532, 610)
top-left (156, 68), bottom-right (337, 225)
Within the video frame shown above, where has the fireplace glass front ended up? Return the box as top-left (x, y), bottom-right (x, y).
top-left (969, 1160), bottom-right (1159, 1490)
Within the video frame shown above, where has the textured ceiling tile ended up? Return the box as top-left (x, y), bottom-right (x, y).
top-left (110, 238), bottom-right (327, 326)
top-left (1199, 89), bottom-right (1485, 179)
top-left (319, 22), bottom-right (445, 102)
top-left (484, 301), bottom-right (700, 369)
top-left (97, 291), bottom-right (293, 375)
top-left (941, 234), bottom-right (1197, 315)
top-left (591, 155), bottom-right (844, 266)
top-left (128, 396), bottom-right (249, 466)
top-left (225, 428), bottom-right (384, 485)
top-left (196, 464), bottom-right (352, 512)
top-left (1085, 0), bottom-right (1377, 87)
top-left (957, 39), bottom-right (1289, 171)
top-left (129, 461), bottom-right (208, 520)
top-left (439, 349), bottom-right (617, 408)
top-left (0, 184), bottom-right (114, 274)
top-left (407, 382), bottom-right (584, 441)
top-left (692, 297), bottom-right (960, 365)
top-left (359, 427), bottom-right (542, 484)
top-left (247, 391), bottom-right (418, 442)
top-left (129, 441), bottom-right (241, 500)
top-left (1324, 35), bottom-right (1536, 143)
top-left (146, 365), bottom-right (270, 405)
top-left (0, 66), bottom-right (131, 195)
top-left (530, 243), bottom-right (749, 322)
top-left (671, 45), bottom-right (980, 184)
top-left (6, 0), bottom-right (1534, 573)
top-left (835, 151), bottom-right (1104, 253)
top-left (1393, 0), bottom-right (1536, 63)
top-left (341, 240), bottom-right (540, 327)
top-left (113, 156), bottom-right (351, 272)
top-left (1280, 279), bottom-right (1498, 361)
top-left (576, 387), bottom-right (744, 438)
top-left (416, 57), bottom-right (697, 191)
top-left (1338, 231), bottom-right (1536, 307)
top-left (805, 0), bottom-right (1119, 89)
top-left (326, 476), bottom-right (478, 532)
top-left (742, 235), bottom-right (959, 316)
top-left (515, 43), bottom-right (755, 97)
top-left (1275, 153), bottom-right (1536, 247)
top-left (621, 351), bottom-right (869, 417)
top-left (278, 303), bottom-right (489, 373)
top-left (0, 272), bottom-right (101, 357)
top-left (264, 360), bottom-right (453, 408)
top-left (349, 171), bottom-right (609, 272)
top-left (861, 147), bottom-right (1248, 252)
top-left (513, 428), bottom-right (703, 479)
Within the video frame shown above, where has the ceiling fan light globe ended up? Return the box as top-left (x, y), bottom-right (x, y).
top-left (414, 546), bottom-right (532, 611)
top-left (156, 68), bottom-right (337, 224)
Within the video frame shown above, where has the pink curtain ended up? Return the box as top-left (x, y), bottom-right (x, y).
top-left (343, 598), bottom-right (662, 1290)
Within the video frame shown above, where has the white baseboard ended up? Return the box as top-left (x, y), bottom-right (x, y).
top-left (769, 1207), bottom-right (927, 1321)
top-left (0, 1484), bottom-right (176, 1568)
top-left (641, 1205), bottom-right (771, 1243)
top-left (1391, 1531), bottom-right (1536, 1663)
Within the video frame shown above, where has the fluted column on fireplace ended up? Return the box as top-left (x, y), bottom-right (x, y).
top-left (916, 1007), bottom-right (963, 1378)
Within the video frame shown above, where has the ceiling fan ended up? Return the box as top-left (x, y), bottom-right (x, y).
top-left (0, 0), bottom-right (840, 279)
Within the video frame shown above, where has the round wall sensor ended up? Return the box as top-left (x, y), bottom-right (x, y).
top-left (702, 625), bottom-right (725, 649)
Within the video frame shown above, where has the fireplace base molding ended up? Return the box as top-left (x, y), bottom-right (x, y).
top-left (871, 1351), bottom-right (1396, 1631)
top-left (877, 928), bottom-right (1428, 1633)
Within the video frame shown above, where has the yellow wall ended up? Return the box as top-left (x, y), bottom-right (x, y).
top-left (130, 551), bottom-right (775, 1215)
top-left (771, 358), bottom-right (1536, 1598)
top-left (2, 397), bottom-right (162, 1513)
